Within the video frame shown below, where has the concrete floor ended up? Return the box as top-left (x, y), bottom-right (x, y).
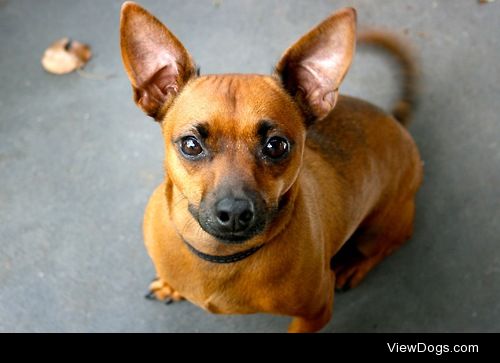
top-left (1, 0), bottom-right (499, 332)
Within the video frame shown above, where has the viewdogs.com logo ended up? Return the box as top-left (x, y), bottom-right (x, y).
top-left (387, 343), bottom-right (479, 355)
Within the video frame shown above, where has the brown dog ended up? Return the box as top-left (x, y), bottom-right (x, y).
top-left (120, 2), bottom-right (423, 332)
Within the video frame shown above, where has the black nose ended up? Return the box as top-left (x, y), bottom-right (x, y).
top-left (215, 198), bottom-right (255, 233)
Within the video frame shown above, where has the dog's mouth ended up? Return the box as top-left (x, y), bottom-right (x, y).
top-left (188, 202), bottom-right (268, 244)
top-left (205, 229), bottom-right (260, 244)
top-left (198, 219), bottom-right (266, 245)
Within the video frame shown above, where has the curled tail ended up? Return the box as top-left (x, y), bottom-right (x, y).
top-left (357, 31), bottom-right (419, 127)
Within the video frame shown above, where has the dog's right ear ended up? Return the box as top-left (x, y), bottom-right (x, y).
top-left (120, 2), bottom-right (196, 121)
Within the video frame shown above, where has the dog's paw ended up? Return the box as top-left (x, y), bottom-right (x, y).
top-left (334, 261), bottom-right (367, 291)
top-left (333, 252), bottom-right (381, 291)
top-left (145, 278), bottom-right (184, 304)
top-left (331, 244), bottom-right (371, 291)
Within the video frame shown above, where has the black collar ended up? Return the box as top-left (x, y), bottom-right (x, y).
top-left (184, 239), bottom-right (263, 264)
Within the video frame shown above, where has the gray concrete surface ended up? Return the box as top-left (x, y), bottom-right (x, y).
top-left (1, 0), bottom-right (499, 332)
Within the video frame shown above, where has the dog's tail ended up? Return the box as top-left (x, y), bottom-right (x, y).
top-left (357, 31), bottom-right (419, 127)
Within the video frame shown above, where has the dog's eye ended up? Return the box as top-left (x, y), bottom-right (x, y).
top-left (180, 136), bottom-right (204, 158)
top-left (263, 137), bottom-right (289, 160)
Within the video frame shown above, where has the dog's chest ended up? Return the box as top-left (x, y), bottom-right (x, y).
top-left (189, 283), bottom-right (267, 315)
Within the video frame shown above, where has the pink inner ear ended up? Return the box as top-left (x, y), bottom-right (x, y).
top-left (120, 3), bottom-right (192, 94)
top-left (120, 3), bottom-right (196, 119)
top-left (134, 64), bottom-right (180, 118)
top-left (142, 54), bottom-right (175, 87)
top-left (276, 8), bottom-right (356, 121)
top-left (294, 60), bottom-right (339, 119)
top-left (124, 35), bottom-right (185, 118)
top-left (127, 37), bottom-right (181, 87)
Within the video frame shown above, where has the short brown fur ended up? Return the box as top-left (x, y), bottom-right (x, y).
top-left (120, 2), bottom-right (423, 332)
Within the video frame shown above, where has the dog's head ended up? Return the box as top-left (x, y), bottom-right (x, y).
top-left (120, 2), bottom-right (355, 244)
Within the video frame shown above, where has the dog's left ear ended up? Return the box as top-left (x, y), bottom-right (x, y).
top-left (120, 2), bottom-right (196, 120)
top-left (276, 8), bottom-right (356, 124)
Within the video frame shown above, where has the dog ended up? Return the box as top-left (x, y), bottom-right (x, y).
top-left (120, 1), bottom-right (423, 332)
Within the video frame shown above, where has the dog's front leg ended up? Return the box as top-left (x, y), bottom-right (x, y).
top-left (287, 274), bottom-right (334, 333)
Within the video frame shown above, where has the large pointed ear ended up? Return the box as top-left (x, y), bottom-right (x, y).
top-left (275, 8), bottom-right (356, 124)
top-left (120, 2), bottom-right (196, 120)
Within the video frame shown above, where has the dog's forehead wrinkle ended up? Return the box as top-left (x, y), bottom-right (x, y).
top-left (183, 75), bottom-right (300, 133)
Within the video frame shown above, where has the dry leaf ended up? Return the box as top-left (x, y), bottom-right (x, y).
top-left (479, 0), bottom-right (495, 3)
top-left (41, 38), bottom-right (92, 75)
